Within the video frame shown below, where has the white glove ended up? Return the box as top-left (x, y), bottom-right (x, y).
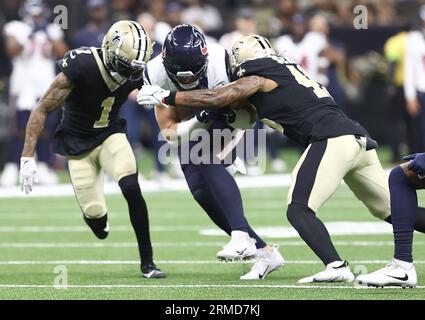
top-left (137, 85), bottom-right (171, 108)
top-left (19, 157), bottom-right (39, 194)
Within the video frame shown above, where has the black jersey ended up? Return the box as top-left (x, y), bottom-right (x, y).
top-left (53, 47), bottom-right (143, 156)
top-left (232, 56), bottom-right (369, 147)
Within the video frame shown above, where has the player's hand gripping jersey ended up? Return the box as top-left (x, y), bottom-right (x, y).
top-left (54, 47), bottom-right (144, 156)
top-left (232, 55), bottom-right (369, 147)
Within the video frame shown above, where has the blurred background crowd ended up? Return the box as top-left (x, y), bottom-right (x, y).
top-left (0, 0), bottom-right (424, 186)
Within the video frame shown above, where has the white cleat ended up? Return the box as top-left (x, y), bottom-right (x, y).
top-left (240, 245), bottom-right (285, 280)
top-left (217, 231), bottom-right (257, 261)
top-left (298, 261), bottom-right (355, 283)
top-left (356, 259), bottom-right (417, 288)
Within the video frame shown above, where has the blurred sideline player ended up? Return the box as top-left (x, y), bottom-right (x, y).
top-left (138, 35), bottom-right (425, 283)
top-left (274, 14), bottom-right (328, 86)
top-left (141, 24), bottom-right (284, 280)
top-left (357, 7), bottom-right (425, 287)
top-left (403, 7), bottom-right (425, 146)
top-left (19, 21), bottom-right (164, 278)
top-left (1, 0), bottom-right (67, 187)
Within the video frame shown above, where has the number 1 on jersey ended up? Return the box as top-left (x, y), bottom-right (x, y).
top-left (94, 97), bottom-right (115, 128)
top-left (287, 65), bottom-right (331, 99)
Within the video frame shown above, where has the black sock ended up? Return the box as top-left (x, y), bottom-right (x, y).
top-left (287, 203), bottom-right (341, 265)
top-left (388, 167), bottom-right (416, 263)
top-left (119, 174), bottom-right (153, 264)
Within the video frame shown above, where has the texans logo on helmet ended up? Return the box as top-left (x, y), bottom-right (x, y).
top-left (201, 46), bottom-right (208, 56)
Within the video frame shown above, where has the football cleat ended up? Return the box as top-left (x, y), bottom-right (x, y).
top-left (217, 231), bottom-right (257, 261)
top-left (240, 244), bottom-right (285, 280)
top-left (83, 214), bottom-right (109, 240)
top-left (298, 261), bottom-right (355, 283)
top-left (141, 262), bottom-right (166, 279)
top-left (356, 259), bottom-right (417, 288)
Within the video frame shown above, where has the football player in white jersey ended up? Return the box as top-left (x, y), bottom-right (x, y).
top-left (1, 0), bottom-right (67, 187)
top-left (141, 24), bottom-right (284, 280)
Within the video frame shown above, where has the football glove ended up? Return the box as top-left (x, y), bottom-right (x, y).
top-left (196, 108), bottom-right (236, 124)
top-left (137, 85), bottom-right (171, 108)
top-left (404, 153), bottom-right (425, 178)
top-left (19, 157), bottom-right (39, 194)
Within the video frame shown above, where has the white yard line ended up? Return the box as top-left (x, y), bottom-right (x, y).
top-left (0, 259), bottom-right (424, 265)
top-left (0, 174), bottom-right (294, 198)
top-left (0, 226), bottom-right (204, 232)
top-left (0, 284), bottom-right (422, 289)
top-left (0, 240), bottom-right (422, 249)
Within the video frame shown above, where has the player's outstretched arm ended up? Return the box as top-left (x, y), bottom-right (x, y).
top-left (137, 76), bottom-right (267, 109)
top-left (22, 73), bottom-right (73, 157)
top-left (174, 76), bottom-right (266, 109)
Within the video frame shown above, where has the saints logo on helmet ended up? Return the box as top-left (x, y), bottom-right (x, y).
top-left (102, 20), bottom-right (153, 81)
top-left (230, 35), bottom-right (276, 72)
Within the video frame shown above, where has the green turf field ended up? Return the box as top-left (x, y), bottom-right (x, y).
top-left (0, 185), bottom-right (424, 300)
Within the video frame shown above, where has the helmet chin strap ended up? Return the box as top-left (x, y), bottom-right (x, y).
top-left (177, 79), bottom-right (200, 90)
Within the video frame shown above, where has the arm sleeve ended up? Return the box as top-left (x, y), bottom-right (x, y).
top-left (404, 34), bottom-right (417, 101)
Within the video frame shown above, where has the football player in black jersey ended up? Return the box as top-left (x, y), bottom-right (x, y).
top-left (138, 34), bottom-right (425, 283)
top-left (19, 20), bottom-right (165, 279)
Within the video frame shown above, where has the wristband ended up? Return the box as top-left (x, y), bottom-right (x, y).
top-left (163, 91), bottom-right (177, 106)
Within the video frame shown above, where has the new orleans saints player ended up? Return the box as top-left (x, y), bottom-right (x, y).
top-left (19, 20), bottom-right (165, 278)
top-left (138, 35), bottom-right (425, 283)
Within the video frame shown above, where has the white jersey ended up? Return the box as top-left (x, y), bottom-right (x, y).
top-left (404, 31), bottom-right (425, 100)
top-left (4, 20), bottom-right (64, 110)
top-left (144, 42), bottom-right (230, 93)
top-left (144, 43), bottom-right (247, 173)
top-left (274, 31), bottom-right (328, 85)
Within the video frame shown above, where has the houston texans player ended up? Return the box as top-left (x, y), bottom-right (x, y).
top-left (140, 25), bottom-right (284, 280)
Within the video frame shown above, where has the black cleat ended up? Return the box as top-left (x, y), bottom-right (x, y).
top-left (83, 214), bottom-right (109, 240)
top-left (141, 262), bottom-right (166, 279)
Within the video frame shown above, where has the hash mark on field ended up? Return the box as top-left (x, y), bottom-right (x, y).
top-left (1, 260), bottom-right (425, 265)
top-left (0, 284), bottom-right (423, 289)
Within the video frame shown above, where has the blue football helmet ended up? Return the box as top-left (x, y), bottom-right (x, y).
top-left (162, 24), bottom-right (208, 90)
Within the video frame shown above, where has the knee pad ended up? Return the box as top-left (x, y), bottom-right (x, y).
top-left (83, 202), bottom-right (107, 219)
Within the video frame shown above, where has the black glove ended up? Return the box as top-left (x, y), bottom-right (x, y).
top-left (196, 108), bottom-right (236, 124)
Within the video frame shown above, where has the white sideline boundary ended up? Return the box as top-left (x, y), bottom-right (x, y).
top-left (1, 259), bottom-right (425, 265)
top-left (0, 174), bottom-right (293, 198)
top-left (0, 284), bottom-right (423, 289)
